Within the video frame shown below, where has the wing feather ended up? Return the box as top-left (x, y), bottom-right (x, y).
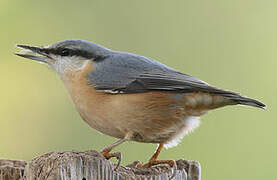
top-left (87, 52), bottom-right (265, 109)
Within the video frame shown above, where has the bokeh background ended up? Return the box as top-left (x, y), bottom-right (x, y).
top-left (0, 0), bottom-right (276, 179)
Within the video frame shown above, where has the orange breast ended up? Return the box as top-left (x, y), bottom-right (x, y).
top-left (60, 61), bottom-right (229, 144)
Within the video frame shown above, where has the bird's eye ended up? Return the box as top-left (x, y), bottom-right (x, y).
top-left (61, 49), bottom-right (70, 56)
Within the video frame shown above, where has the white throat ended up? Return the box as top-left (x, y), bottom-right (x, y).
top-left (50, 56), bottom-right (90, 76)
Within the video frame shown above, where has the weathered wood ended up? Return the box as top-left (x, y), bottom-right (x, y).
top-left (0, 150), bottom-right (201, 180)
top-left (0, 159), bottom-right (26, 180)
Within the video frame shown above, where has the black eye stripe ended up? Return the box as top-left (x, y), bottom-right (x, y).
top-left (45, 48), bottom-right (87, 57)
top-left (94, 55), bottom-right (107, 62)
top-left (41, 48), bottom-right (72, 56)
top-left (60, 49), bottom-right (71, 56)
top-left (55, 48), bottom-right (75, 56)
top-left (42, 47), bottom-right (106, 61)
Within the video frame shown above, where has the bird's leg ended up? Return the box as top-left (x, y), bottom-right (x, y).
top-left (141, 143), bottom-right (176, 168)
top-left (138, 143), bottom-right (177, 179)
top-left (101, 134), bottom-right (130, 170)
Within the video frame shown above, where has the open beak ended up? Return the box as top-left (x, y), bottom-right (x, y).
top-left (14, 44), bottom-right (50, 63)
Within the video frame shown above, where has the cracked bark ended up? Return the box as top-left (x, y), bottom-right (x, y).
top-left (0, 150), bottom-right (201, 180)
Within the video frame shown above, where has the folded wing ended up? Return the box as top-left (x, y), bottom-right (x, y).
top-left (87, 53), bottom-right (265, 109)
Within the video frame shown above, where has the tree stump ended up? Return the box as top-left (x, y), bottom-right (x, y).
top-left (0, 150), bottom-right (201, 180)
top-left (0, 159), bottom-right (26, 180)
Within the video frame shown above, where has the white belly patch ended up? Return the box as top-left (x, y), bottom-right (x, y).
top-left (164, 116), bottom-right (201, 149)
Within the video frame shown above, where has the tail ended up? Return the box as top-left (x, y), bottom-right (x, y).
top-left (233, 96), bottom-right (266, 109)
top-left (221, 93), bottom-right (266, 109)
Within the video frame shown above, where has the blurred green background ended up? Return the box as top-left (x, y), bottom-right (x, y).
top-left (0, 0), bottom-right (275, 179)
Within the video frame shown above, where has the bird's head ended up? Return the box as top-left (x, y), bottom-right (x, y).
top-left (15, 40), bottom-right (111, 76)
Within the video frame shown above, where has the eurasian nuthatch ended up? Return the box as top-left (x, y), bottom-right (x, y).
top-left (15, 40), bottom-right (265, 169)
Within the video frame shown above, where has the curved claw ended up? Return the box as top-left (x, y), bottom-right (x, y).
top-left (113, 152), bottom-right (122, 170)
top-left (141, 159), bottom-right (177, 179)
top-left (101, 151), bottom-right (122, 170)
top-left (169, 161), bottom-right (177, 180)
top-left (142, 159), bottom-right (175, 168)
top-left (126, 160), bottom-right (143, 168)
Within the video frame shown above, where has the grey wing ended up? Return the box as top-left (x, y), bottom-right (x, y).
top-left (87, 53), bottom-right (265, 108)
top-left (122, 70), bottom-right (217, 93)
top-left (88, 52), bottom-right (225, 93)
top-left (88, 52), bottom-right (211, 92)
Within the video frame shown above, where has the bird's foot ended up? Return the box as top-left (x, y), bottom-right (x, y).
top-left (126, 160), bottom-right (143, 168)
top-left (136, 160), bottom-right (177, 179)
top-left (101, 150), bottom-right (122, 170)
top-left (142, 159), bottom-right (175, 168)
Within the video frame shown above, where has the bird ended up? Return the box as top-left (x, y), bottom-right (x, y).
top-left (15, 40), bottom-right (265, 170)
